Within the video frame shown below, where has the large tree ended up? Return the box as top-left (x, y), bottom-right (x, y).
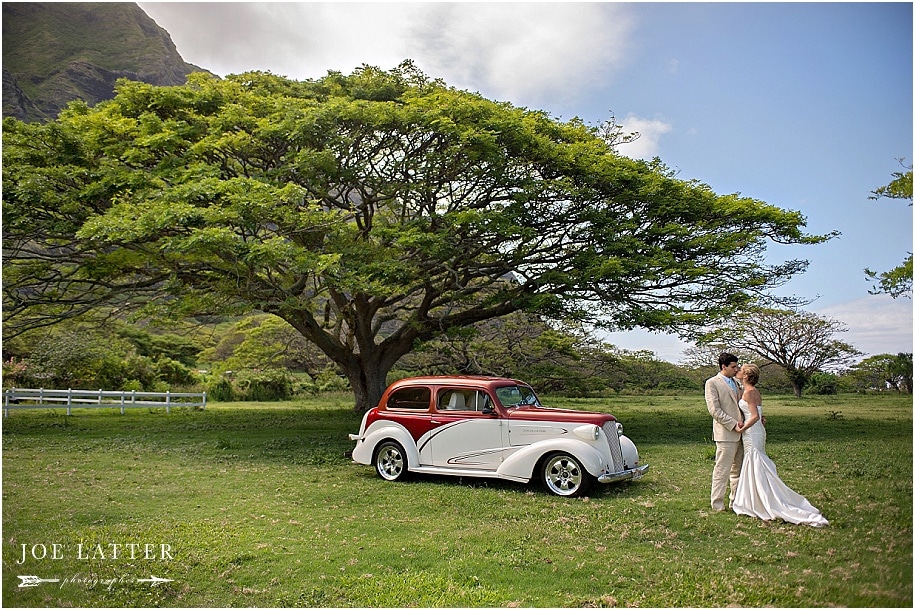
top-left (3, 64), bottom-right (833, 411)
top-left (699, 307), bottom-right (861, 397)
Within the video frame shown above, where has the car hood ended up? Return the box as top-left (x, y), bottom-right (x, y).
top-left (507, 405), bottom-right (616, 424)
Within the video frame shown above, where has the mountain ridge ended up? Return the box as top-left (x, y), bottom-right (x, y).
top-left (3, 2), bottom-right (211, 122)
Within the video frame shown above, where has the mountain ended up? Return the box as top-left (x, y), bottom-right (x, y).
top-left (2, 2), bottom-right (210, 122)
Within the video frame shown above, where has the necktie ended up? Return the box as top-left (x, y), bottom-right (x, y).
top-left (727, 377), bottom-right (738, 395)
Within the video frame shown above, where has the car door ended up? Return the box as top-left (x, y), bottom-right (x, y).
top-left (427, 388), bottom-right (506, 470)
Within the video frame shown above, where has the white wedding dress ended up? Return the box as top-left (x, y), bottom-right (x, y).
top-left (731, 399), bottom-right (829, 527)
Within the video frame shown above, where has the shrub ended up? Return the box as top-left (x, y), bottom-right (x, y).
top-left (154, 357), bottom-right (198, 386)
top-left (241, 371), bottom-right (295, 401)
top-left (807, 372), bottom-right (839, 395)
top-left (207, 377), bottom-right (236, 402)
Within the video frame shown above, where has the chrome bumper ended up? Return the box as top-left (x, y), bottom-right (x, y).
top-left (598, 464), bottom-right (649, 484)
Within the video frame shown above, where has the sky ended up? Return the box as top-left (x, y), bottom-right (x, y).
top-left (137, 1), bottom-right (913, 363)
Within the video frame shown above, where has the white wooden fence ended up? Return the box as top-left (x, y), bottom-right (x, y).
top-left (3, 388), bottom-right (207, 417)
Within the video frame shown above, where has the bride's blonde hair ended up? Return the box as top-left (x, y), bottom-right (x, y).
top-left (741, 363), bottom-right (760, 385)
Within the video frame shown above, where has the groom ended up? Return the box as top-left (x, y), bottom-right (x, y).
top-left (705, 352), bottom-right (744, 512)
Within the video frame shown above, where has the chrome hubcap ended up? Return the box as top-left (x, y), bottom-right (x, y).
top-left (546, 456), bottom-right (582, 494)
top-left (378, 446), bottom-right (404, 479)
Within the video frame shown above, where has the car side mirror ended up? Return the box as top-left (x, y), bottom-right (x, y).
top-left (482, 405), bottom-right (495, 415)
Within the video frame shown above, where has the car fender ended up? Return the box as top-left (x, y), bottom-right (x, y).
top-left (619, 434), bottom-right (641, 469)
top-left (497, 438), bottom-right (607, 481)
top-left (351, 421), bottom-right (420, 468)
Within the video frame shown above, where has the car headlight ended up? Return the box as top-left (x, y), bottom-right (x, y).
top-left (573, 424), bottom-right (601, 441)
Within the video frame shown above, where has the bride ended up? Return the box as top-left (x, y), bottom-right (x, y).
top-left (731, 363), bottom-right (829, 527)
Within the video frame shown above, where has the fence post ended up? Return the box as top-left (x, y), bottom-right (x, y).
top-left (166, 390), bottom-right (171, 414)
top-left (202, 391), bottom-right (207, 411)
top-left (67, 388), bottom-right (72, 416)
top-left (120, 390), bottom-right (125, 415)
top-left (4, 388), bottom-right (10, 418)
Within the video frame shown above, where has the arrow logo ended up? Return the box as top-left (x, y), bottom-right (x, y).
top-left (18, 574), bottom-right (174, 588)
top-left (18, 575), bottom-right (60, 588)
top-left (136, 575), bottom-right (173, 587)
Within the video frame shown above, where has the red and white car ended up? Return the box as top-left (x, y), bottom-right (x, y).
top-left (349, 376), bottom-right (648, 497)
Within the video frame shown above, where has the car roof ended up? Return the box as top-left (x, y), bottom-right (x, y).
top-left (388, 376), bottom-right (528, 390)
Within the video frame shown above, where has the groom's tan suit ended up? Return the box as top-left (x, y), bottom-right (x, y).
top-left (705, 373), bottom-right (744, 511)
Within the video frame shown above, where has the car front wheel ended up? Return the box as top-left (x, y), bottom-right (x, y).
top-left (374, 440), bottom-right (408, 481)
top-left (542, 452), bottom-right (593, 497)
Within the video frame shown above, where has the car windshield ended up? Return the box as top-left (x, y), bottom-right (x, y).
top-left (495, 385), bottom-right (541, 408)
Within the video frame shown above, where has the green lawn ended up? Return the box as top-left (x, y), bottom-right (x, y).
top-left (2, 392), bottom-right (911, 607)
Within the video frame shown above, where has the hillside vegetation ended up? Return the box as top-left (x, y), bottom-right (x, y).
top-left (2, 2), bottom-right (207, 122)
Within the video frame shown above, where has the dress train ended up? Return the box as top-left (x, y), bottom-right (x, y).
top-left (731, 399), bottom-right (828, 527)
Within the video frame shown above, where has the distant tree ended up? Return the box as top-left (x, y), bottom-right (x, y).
top-left (845, 353), bottom-right (913, 394)
top-left (613, 349), bottom-right (697, 392)
top-left (865, 160), bottom-right (912, 298)
top-left (682, 343), bottom-right (793, 394)
top-left (699, 308), bottom-right (861, 397)
top-left (887, 352), bottom-right (914, 394)
top-left (3, 64), bottom-right (834, 411)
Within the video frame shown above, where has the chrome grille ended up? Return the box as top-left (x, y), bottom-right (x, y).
top-left (602, 422), bottom-right (625, 471)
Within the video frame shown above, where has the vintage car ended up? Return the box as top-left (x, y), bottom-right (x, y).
top-left (349, 376), bottom-right (648, 497)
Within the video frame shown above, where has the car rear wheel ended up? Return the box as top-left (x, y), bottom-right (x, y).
top-left (374, 440), bottom-right (408, 481)
top-left (542, 452), bottom-right (593, 497)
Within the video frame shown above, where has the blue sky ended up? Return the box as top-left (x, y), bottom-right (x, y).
top-left (139, 2), bottom-right (913, 362)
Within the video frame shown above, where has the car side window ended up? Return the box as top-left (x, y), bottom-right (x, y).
top-left (496, 385), bottom-right (539, 407)
top-left (470, 391), bottom-right (493, 411)
top-left (386, 387), bottom-right (431, 410)
top-left (438, 389), bottom-right (493, 412)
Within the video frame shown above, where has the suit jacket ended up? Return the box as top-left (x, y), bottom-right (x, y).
top-left (705, 373), bottom-right (743, 442)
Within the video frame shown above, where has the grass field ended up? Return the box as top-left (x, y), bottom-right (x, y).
top-left (2, 392), bottom-right (911, 607)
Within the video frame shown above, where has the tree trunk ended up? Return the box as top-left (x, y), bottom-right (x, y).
top-left (786, 368), bottom-right (806, 398)
top-left (343, 362), bottom-right (389, 413)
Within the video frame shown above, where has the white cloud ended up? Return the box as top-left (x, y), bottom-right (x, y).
top-left (616, 113), bottom-right (673, 160)
top-left (140, 3), bottom-right (636, 107)
top-left (414, 3), bottom-right (635, 105)
top-left (816, 294), bottom-right (913, 357)
top-left (602, 295), bottom-right (914, 364)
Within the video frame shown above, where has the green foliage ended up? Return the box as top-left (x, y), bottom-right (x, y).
top-left (866, 162), bottom-right (912, 298)
top-left (206, 376), bottom-right (236, 402)
top-left (153, 357), bottom-right (197, 386)
top-left (866, 254), bottom-right (913, 299)
top-left (116, 323), bottom-right (203, 366)
top-left (845, 352), bottom-right (914, 394)
top-left (238, 370), bottom-right (295, 402)
top-left (870, 165), bottom-right (913, 202)
top-left (200, 314), bottom-right (334, 375)
top-left (297, 367), bottom-right (350, 394)
top-left (806, 371), bottom-right (839, 395)
top-left (8, 328), bottom-right (131, 389)
top-left (3, 65), bottom-right (834, 410)
top-left (0, 322), bottom-right (201, 391)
